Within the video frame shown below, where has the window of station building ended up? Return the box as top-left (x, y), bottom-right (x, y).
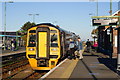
top-left (50, 33), bottom-right (58, 47)
top-left (28, 34), bottom-right (36, 47)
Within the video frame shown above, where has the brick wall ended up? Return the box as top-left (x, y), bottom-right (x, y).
top-left (112, 11), bottom-right (120, 58)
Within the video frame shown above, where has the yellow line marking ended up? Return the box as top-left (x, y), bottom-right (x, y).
top-left (60, 59), bottom-right (78, 78)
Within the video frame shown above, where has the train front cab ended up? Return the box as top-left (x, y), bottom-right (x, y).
top-left (26, 26), bottom-right (61, 70)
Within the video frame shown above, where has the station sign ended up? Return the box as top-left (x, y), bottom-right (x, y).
top-left (92, 18), bottom-right (118, 26)
top-left (92, 16), bottom-right (120, 26)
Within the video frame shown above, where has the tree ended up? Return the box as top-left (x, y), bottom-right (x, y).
top-left (21, 21), bottom-right (36, 31)
top-left (16, 21), bottom-right (36, 36)
top-left (18, 21), bottom-right (36, 35)
top-left (17, 21), bottom-right (36, 46)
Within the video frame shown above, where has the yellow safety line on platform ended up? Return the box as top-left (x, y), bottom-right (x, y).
top-left (60, 46), bottom-right (86, 78)
top-left (60, 59), bottom-right (78, 78)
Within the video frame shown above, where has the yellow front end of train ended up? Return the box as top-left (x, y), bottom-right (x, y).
top-left (26, 24), bottom-right (61, 70)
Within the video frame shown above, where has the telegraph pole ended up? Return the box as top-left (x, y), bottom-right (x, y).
top-left (89, 0), bottom-right (98, 16)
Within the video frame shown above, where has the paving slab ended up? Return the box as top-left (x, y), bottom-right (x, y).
top-left (44, 52), bottom-right (120, 80)
top-left (69, 55), bottom-right (120, 80)
top-left (44, 59), bottom-right (78, 80)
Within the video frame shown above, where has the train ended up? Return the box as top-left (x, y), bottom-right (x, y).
top-left (26, 23), bottom-right (79, 70)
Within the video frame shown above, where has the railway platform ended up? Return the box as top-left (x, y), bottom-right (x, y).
top-left (0, 47), bottom-right (26, 57)
top-left (41, 52), bottom-right (120, 80)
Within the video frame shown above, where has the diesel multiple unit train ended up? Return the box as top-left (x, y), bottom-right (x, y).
top-left (26, 23), bottom-right (78, 70)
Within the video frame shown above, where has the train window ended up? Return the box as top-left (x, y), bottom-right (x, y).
top-left (29, 30), bottom-right (36, 33)
top-left (28, 34), bottom-right (36, 47)
top-left (50, 34), bottom-right (58, 47)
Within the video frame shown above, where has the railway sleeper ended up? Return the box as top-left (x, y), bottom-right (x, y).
top-left (2, 62), bottom-right (29, 74)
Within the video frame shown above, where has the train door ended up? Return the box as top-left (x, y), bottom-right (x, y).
top-left (36, 27), bottom-right (50, 59)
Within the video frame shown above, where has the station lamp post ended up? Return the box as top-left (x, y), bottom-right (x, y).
top-left (96, 0), bottom-right (98, 16)
top-left (89, 0), bottom-right (98, 16)
top-left (28, 14), bottom-right (39, 23)
top-left (4, 1), bottom-right (14, 50)
top-left (109, 0), bottom-right (112, 15)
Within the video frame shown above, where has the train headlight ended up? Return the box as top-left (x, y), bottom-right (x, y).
top-left (29, 48), bottom-right (34, 51)
top-left (51, 48), bottom-right (58, 51)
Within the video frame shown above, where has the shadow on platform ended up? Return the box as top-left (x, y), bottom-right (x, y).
top-left (98, 58), bottom-right (117, 73)
top-left (83, 51), bottom-right (118, 75)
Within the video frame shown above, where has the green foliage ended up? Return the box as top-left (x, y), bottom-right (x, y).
top-left (17, 21), bottom-right (36, 36)
top-left (21, 21), bottom-right (36, 31)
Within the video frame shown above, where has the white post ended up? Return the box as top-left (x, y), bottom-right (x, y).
top-left (117, 4), bottom-right (120, 71)
top-left (117, 54), bottom-right (120, 71)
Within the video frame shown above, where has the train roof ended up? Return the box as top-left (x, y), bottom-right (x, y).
top-left (31, 23), bottom-right (67, 32)
top-left (30, 23), bottom-right (76, 35)
top-left (32, 23), bottom-right (58, 29)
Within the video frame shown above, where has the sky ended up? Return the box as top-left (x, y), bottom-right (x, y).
top-left (0, 1), bottom-right (119, 41)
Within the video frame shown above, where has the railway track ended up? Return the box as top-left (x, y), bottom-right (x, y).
top-left (2, 60), bottom-right (29, 79)
top-left (1, 52), bottom-right (48, 80)
top-left (2, 59), bottom-right (28, 73)
top-left (1, 52), bottom-right (26, 67)
top-left (1, 52), bottom-right (28, 75)
top-left (2, 64), bottom-right (47, 80)
top-left (23, 70), bottom-right (47, 80)
top-left (1, 52), bottom-right (68, 80)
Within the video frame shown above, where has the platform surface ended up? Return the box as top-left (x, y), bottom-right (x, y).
top-left (44, 52), bottom-right (120, 80)
top-left (0, 47), bottom-right (26, 57)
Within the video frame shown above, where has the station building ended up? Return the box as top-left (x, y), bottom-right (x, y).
top-left (97, 10), bottom-right (120, 58)
top-left (0, 31), bottom-right (25, 49)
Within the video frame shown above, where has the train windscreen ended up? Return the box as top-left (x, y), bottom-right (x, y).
top-left (28, 34), bottom-right (36, 47)
top-left (50, 30), bottom-right (58, 47)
